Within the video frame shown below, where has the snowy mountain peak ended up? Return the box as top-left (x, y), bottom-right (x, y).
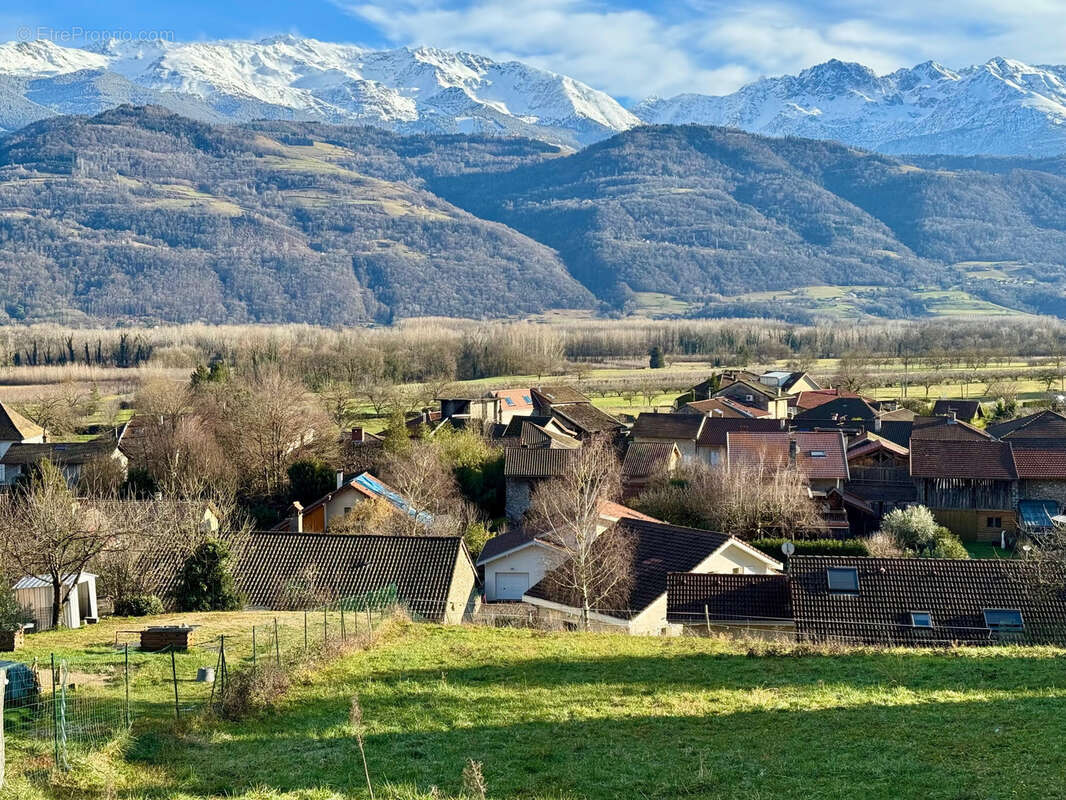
top-left (635, 57), bottom-right (1066, 157)
top-left (0, 35), bottom-right (636, 146)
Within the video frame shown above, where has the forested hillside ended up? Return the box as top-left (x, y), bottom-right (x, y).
top-left (0, 107), bottom-right (592, 324)
top-left (1, 108), bottom-right (1066, 324)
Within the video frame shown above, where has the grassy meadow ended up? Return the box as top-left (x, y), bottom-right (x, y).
top-left (4, 619), bottom-right (1066, 799)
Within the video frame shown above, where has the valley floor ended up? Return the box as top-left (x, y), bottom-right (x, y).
top-left (6, 620), bottom-right (1066, 799)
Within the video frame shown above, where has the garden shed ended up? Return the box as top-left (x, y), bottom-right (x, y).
top-left (12, 573), bottom-right (98, 631)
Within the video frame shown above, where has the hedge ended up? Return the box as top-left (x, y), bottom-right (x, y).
top-left (750, 538), bottom-right (870, 559)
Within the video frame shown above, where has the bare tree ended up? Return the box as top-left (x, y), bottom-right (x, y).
top-left (0, 460), bottom-right (157, 628)
top-left (527, 437), bottom-right (632, 629)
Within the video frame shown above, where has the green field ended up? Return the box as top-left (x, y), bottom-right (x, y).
top-left (7, 619), bottom-right (1066, 799)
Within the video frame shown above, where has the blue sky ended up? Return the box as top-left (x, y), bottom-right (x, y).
top-left (4, 0), bottom-right (1064, 100)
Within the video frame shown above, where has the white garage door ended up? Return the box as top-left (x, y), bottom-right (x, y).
top-left (495, 572), bottom-right (530, 600)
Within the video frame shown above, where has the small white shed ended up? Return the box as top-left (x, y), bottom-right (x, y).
top-left (13, 573), bottom-right (99, 631)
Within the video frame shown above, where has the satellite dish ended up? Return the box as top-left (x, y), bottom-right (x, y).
top-left (781, 541), bottom-right (796, 557)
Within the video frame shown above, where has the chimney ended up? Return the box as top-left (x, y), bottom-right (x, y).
top-left (788, 436), bottom-right (798, 466)
top-left (350, 426), bottom-right (364, 443)
top-left (947, 411), bottom-right (957, 424)
top-left (291, 501), bottom-right (304, 533)
top-left (336, 470), bottom-right (344, 490)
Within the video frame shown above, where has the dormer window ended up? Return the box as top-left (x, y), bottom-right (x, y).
top-left (826, 567), bottom-right (859, 594)
top-left (910, 611), bottom-right (932, 628)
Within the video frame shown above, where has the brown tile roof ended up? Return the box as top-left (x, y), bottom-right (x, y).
top-left (910, 415), bottom-right (992, 441)
top-left (491, 389), bottom-right (534, 412)
top-left (932, 399), bottom-right (983, 420)
top-left (0, 437), bottom-right (119, 466)
top-left (1011, 440), bottom-right (1066, 479)
top-left (684, 398), bottom-right (766, 417)
top-left (667, 573), bottom-right (791, 625)
top-left (847, 432), bottom-right (909, 460)
top-left (910, 439), bottom-right (1018, 480)
top-left (503, 447), bottom-right (577, 478)
top-left (531, 385), bottom-right (590, 406)
top-left (791, 389), bottom-right (860, 412)
top-left (524, 519), bottom-right (737, 619)
top-left (726, 431), bottom-right (790, 471)
top-left (990, 410), bottom-right (1066, 440)
top-left (597, 501), bottom-right (662, 524)
top-left (621, 441), bottom-right (677, 479)
top-left (631, 412), bottom-right (705, 441)
top-left (792, 431), bottom-right (849, 480)
top-left (696, 418), bottom-right (785, 447)
top-left (233, 532), bottom-right (473, 621)
top-left (789, 555), bottom-right (1066, 645)
top-left (550, 403), bottom-right (623, 435)
top-left (0, 401), bottom-right (44, 442)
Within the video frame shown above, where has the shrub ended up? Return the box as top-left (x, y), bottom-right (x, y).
top-left (114, 594), bottom-right (164, 617)
top-left (0, 583), bottom-right (33, 632)
top-left (751, 538), bottom-right (870, 559)
top-left (877, 506), bottom-right (969, 559)
top-left (464, 522), bottom-right (492, 559)
top-left (174, 538), bottom-right (244, 612)
top-left (220, 664), bottom-right (290, 720)
top-left (288, 459), bottom-right (337, 505)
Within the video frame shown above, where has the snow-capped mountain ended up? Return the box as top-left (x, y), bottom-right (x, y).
top-left (0, 36), bottom-right (639, 146)
top-left (633, 58), bottom-right (1066, 157)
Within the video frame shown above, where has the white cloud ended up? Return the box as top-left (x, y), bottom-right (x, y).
top-left (334, 0), bottom-right (1066, 99)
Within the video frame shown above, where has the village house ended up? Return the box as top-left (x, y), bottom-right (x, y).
top-left (711, 378), bottom-right (790, 419)
top-left (503, 447), bottom-right (577, 521)
top-left (530, 386), bottom-right (625, 440)
top-left (521, 518), bottom-right (783, 634)
top-left (0, 437), bottom-right (128, 488)
top-left (990, 410), bottom-right (1066, 511)
top-left (932, 399), bottom-right (984, 423)
top-left (845, 432), bottom-right (916, 516)
top-left (477, 502), bottom-right (661, 602)
top-left (630, 412), bottom-right (705, 460)
top-left (621, 441), bottom-right (681, 497)
top-left (276, 471), bottom-right (428, 533)
top-left (235, 531), bottom-right (479, 624)
top-left (670, 555), bottom-right (1066, 646)
top-left (679, 397), bottom-right (769, 418)
top-left (910, 439), bottom-right (1018, 540)
top-left (694, 418), bottom-right (786, 467)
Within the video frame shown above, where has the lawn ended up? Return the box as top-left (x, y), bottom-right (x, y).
top-left (7, 620), bottom-right (1066, 799)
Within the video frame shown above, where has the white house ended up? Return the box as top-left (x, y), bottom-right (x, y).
top-left (522, 519), bottom-right (782, 635)
top-left (13, 573), bottom-right (99, 631)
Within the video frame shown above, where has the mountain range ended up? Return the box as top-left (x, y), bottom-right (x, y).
top-left (1, 106), bottom-right (1065, 325)
top-left (1, 36), bottom-right (1065, 156)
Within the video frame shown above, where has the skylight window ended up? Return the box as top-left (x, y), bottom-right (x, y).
top-left (826, 567), bottom-right (859, 594)
top-left (984, 609), bottom-right (1024, 632)
top-left (810, 450), bottom-right (827, 458)
top-left (910, 611), bottom-right (932, 628)
top-left (522, 395), bottom-right (532, 404)
top-left (504, 397), bottom-right (516, 406)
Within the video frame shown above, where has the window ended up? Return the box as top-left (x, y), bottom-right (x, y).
top-left (343, 507), bottom-right (352, 516)
top-left (827, 567), bottom-right (860, 594)
top-left (810, 450), bottom-right (827, 458)
top-left (986, 516), bottom-right (1002, 529)
top-left (504, 397), bottom-right (516, 406)
top-left (984, 609), bottom-right (1024, 632)
top-left (910, 611), bottom-right (933, 628)
top-left (522, 395), bottom-right (532, 404)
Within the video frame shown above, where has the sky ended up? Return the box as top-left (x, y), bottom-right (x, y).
top-left (4, 0), bottom-right (1065, 100)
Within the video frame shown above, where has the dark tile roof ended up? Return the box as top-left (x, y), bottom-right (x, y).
top-left (910, 439), bottom-right (1018, 480)
top-left (524, 519), bottom-right (734, 620)
top-left (990, 410), bottom-right (1066, 440)
top-left (520, 421), bottom-right (580, 449)
top-left (631, 412), bottom-right (704, 441)
top-left (1011, 440), bottom-right (1066, 479)
top-left (872, 420), bottom-right (913, 448)
top-left (234, 532), bottom-right (472, 621)
top-left (667, 573), bottom-right (791, 625)
top-left (932, 399), bottom-right (983, 420)
top-left (531, 385), bottom-right (590, 406)
top-left (910, 415), bottom-right (991, 441)
top-left (622, 441), bottom-right (677, 479)
top-left (503, 447), bottom-right (576, 478)
top-left (793, 431), bottom-right (849, 480)
top-left (0, 437), bottom-right (119, 466)
top-left (780, 372), bottom-right (818, 392)
top-left (789, 555), bottom-right (1066, 645)
top-left (496, 415), bottom-right (557, 438)
top-left (715, 378), bottom-right (779, 400)
top-left (696, 418), bottom-right (785, 447)
top-left (0, 402), bottom-right (43, 442)
top-left (794, 396), bottom-right (880, 422)
top-left (476, 528), bottom-right (547, 565)
top-left (550, 403), bottom-right (624, 435)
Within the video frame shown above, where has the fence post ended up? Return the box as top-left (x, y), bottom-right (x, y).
top-left (57, 663), bottom-right (69, 771)
top-left (219, 636), bottom-right (227, 705)
top-left (274, 618), bottom-right (281, 667)
top-left (252, 626), bottom-right (257, 672)
top-left (50, 654), bottom-right (59, 769)
top-left (170, 649), bottom-right (180, 720)
top-left (323, 607), bottom-right (328, 646)
top-left (365, 603), bottom-right (371, 638)
top-left (1, 667), bottom-right (6, 789)
top-left (124, 643), bottom-right (131, 729)
top-left (704, 605), bottom-right (711, 634)
top-left (340, 604), bottom-right (346, 642)
top-left (303, 611), bottom-right (308, 654)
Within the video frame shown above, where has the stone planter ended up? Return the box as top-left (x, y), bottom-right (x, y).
top-left (0, 627), bottom-right (24, 652)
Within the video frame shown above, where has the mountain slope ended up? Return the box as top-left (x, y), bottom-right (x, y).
top-left (0, 106), bottom-right (594, 324)
top-left (0, 37), bottom-right (638, 147)
top-left (430, 125), bottom-right (1066, 310)
top-left (634, 58), bottom-right (1066, 157)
